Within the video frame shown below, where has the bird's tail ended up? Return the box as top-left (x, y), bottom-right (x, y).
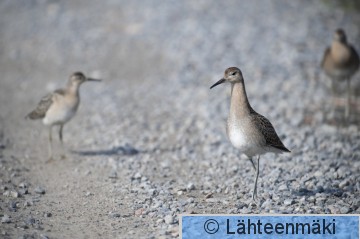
top-left (25, 111), bottom-right (41, 120)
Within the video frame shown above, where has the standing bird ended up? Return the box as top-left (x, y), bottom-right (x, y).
top-left (321, 29), bottom-right (359, 119)
top-left (210, 67), bottom-right (290, 200)
top-left (26, 72), bottom-right (101, 161)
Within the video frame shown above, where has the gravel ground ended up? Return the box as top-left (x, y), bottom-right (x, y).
top-left (1, 0), bottom-right (360, 238)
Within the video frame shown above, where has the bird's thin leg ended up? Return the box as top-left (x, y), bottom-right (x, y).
top-left (331, 79), bottom-right (336, 96)
top-left (47, 126), bottom-right (53, 161)
top-left (331, 79), bottom-right (336, 117)
top-left (59, 125), bottom-right (66, 159)
top-left (248, 157), bottom-right (256, 171)
top-left (345, 78), bottom-right (351, 119)
top-left (252, 156), bottom-right (260, 201)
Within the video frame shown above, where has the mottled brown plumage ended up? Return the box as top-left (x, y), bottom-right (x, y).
top-left (211, 67), bottom-right (290, 200)
top-left (251, 113), bottom-right (290, 152)
top-left (321, 29), bottom-right (359, 118)
top-left (26, 89), bottom-right (65, 120)
top-left (321, 29), bottom-right (359, 78)
top-left (26, 72), bottom-right (101, 160)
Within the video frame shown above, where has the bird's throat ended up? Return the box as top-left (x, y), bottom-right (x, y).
top-left (230, 82), bottom-right (252, 119)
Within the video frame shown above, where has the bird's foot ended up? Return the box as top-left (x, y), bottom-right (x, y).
top-left (251, 189), bottom-right (259, 203)
top-left (248, 199), bottom-right (259, 207)
top-left (249, 194), bottom-right (261, 207)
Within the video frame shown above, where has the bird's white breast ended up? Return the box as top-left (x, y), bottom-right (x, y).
top-left (228, 125), bottom-right (247, 149)
top-left (228, 120), bottom-right (266, 157)
top-left (43, 94), bottom-right (79, 126)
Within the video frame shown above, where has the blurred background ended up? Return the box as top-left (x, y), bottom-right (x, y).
top-left (1, 0), bottom-right (360, 130)
top-left (0, 0), bottom-right (359, 237)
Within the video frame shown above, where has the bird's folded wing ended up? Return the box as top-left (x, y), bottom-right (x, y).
top-left (350, 45), bottom-right (360, 68)
top-left (253, 113), bottom-right (290, 152)
top-left (26, 93), bottom-right (54, 119)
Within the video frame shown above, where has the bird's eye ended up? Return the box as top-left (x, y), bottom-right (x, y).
top-left (231, 72), bottom-right (237, 76)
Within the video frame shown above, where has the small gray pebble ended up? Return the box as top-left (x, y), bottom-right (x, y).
top-left (109, 171), bottom-right (118, 179)
top-left (9, 201), bottom-right (17, 211)
top-left (205, 198), bottom-right (217, 203)
top-left (284, 199), bottom-right (294, 206)
top-left (18, 182), bottom-right (28, 188)
top-left (164, 215), bottom-right (174, 224)
top-left (25, 216), bottom-right (36, 225)
top-left (109, 212), bottom-right (121, 218)
top-left (18, 188), bottom-right (28, 195)
top-left (156, 218), bottom-right (164, 224)
top-left (278, 184), bottom-right (288, 191)
top-left (17, 222), bottom-right (29, 229)
top-left (338, 179), bottom-right (350, 189)
top-left (272, 194), bottom-right (280, 201)
top-left (34, 186), bottom-right (45, 194)
top-left (3, 191), bottom-right (10, 197)
top-left (24, 200), bottom-right (33, 207)
top-left (316, 197), bottom-right (326, 204)
top-left (261, 200), bottom-right (272, 208)
top-left (148, 189), bottom-right (157, 196)
top-left (187, 183), bottom-right (195, 191)
top-left (333, 190), bottom-right (343, 197)
top-left (328, 205), bottom-right (340, 214)
top-left (133, 172), bottom-right (142, 179)
top-left (186, 197), bottom-right (194, 203)
top-left (314, 170), bottom-right (323, 177)
top-left (308, 196), bottom-right (316, 203)
top-left (316, 186), bottom-right (324, 193)
top-left (340, 207), bottom-right (350, 214)
top-left (10, 190), bottom-right (19, 198)
top-left (2, 214), bottom-right (11, 223)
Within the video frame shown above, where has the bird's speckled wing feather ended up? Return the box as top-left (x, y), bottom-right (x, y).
top-left (26, 89), bottom-right (65, 120)
top-left (349, 45), bottom-right (360, 69)
top-left (252, 112), bottom-right (290, 152)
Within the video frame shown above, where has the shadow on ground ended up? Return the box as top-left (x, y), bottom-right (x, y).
top-left (72, 144), bottom-right (182, 156)
top-left (294, 187), bottom-right (344, 197)
top-left (72, 144), bottom-right (140, 156)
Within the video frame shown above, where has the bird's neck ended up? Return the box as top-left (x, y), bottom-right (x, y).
top-left (229, 82), bottom-right (252, 119)
top-left (66, 82), bottom-right (80, 96)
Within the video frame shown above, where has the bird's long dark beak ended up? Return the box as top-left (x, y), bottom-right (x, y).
top-left (87, 78), bottom-right (102, 82)
top-left (210, 78), bottom-right (226, 89)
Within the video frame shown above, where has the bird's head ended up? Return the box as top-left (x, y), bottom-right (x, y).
top-left (69, 72), bottom-right (101, 86)
top-left (210, 67), bottom-right (244, 89)
top-left (333, 29), bottom-right (347, 43)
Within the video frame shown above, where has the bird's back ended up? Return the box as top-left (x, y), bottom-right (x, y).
top-left (250, 111), bottom-right (290, 153)
top-left (26, 89), bottom-right (66, 120)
